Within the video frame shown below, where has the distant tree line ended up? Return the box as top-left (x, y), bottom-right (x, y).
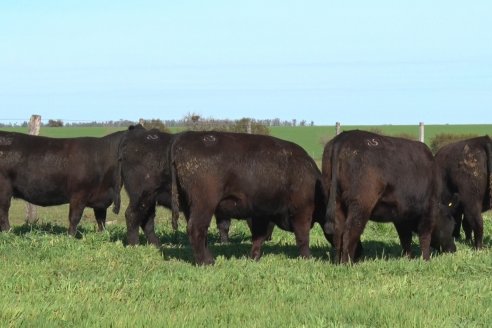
top-left (0, 114), bottom-right (314, 133)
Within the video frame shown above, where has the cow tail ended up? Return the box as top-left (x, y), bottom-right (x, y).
top-left (112, 131), bottom-right (127, 214)
top-left (326, 139), bottom-right (341, 233)
top-left (485, 137), bottom-right (492, 208)
top-left (170, 147), bottom-right (180, 231)
top-left (112, 160), bottom-right (122, 215)
top-left (314, 178), bottom-right (326, 223)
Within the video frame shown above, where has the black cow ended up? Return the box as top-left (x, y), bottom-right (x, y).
top-left (0, 130), bottom-right (124, 234)
top-left (435, 135), bottom-right (492, 249)
top-left (322, 130), bottom-right (456, 264)
top-left (120, 126), bottom-right (275, 247)
top-left (170, 131), bottom-right (327, 265)
top-left (119, 125), bottom-right (174, 246)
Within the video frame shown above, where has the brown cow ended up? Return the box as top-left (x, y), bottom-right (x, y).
top-left (322, 130), bottom-right (456, 264)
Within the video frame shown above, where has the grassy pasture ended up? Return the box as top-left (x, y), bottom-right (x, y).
top-left (1, 124), bottom-right (492, 326)
top-left (1, 207), bottom-right (492, 327)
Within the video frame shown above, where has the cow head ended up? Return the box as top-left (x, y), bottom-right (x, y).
top-left (431, 196), bottom-right (458, 253)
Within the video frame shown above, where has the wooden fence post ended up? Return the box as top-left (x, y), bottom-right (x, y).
top-left (335, 122), bottom-right (341, 136)
top-left (419, 122), bottom-right (425, 143)
top-left (25, 115), bottom-right (41, 224)
top-left (247, 120), bottom-right (252, 134)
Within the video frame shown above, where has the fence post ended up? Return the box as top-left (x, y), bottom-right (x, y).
top-left (335, 122), bottom-right (341, 136)
top-left (247, 120), bottom-right (252, 134)
top-left (25, 114), bottom-right (41, 224)
top-left (419, 122), bottom-right (425, 143)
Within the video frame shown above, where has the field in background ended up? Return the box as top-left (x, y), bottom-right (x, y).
top-left (2, 124), bottom-right (491, 160)
top-left (1, 124), bottom-right (492, 326)
top-left (271, 124), bottom-right (492, 160)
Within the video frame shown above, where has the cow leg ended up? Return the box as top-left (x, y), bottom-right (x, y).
top-left (0, 207), bottom-right (10, 232)
top-left (215, 215), bottom-right (231, 244)
top-left (265, 222), bottom-right (275, 241)
top-left (452, 210), bottom-right (463, 239)
top-left (326, 217), bottom-right (362, 261)
top-left (332, 201), bottom-right (347, 264)
top-left (68, 200), bottom-right (85, 236)
top-left (0, 181), bottom-right (12, 232)
top-left (418, 231), bottom-right (432, 260)
top-left (394, 222), bottom-right (414, 258)
top-left (140, 205), bottom-right (160, 247)
top-left (463, 204), bottom-right (483, 249)
top-left (125, 205), bottom-right (141, 246)
top-left (0, 200), bottom-right (11, 232)
top-left (341, 204), bottom-right (369, 264)
top-left (461, 216), bottom-right (473, 242)
top-left (187, 209), bottom-right (215, 265)
top-left (250, 217), bottom-right (271, 261)
top-left (417, 213), bottom-right (433, 261)
top-left (93, 208), bottom-right (106, 232)
top-left (291, 210), bottom-right (312, 259)
top-left (247, 217), bottom-right (274, 241)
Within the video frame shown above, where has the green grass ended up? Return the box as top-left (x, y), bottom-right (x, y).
top-left (1, 207), bottom-right (492, 327)
top-left (1, 124), bottom-right (492, 326)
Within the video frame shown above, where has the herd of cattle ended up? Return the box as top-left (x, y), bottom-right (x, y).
top-left (0, 125), bottom-right (490, 265)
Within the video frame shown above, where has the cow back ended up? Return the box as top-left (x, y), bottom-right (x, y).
top-left (170, 131), bottom-right (323, 223)
top-left (0, 130), bottom-right (125, 209)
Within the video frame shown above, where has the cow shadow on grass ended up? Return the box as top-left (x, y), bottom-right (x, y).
top-left (158, 239), bottom-right (443, 264)
top-left (159, 241), bottom-right (331, 264)
top-left (9, 223), bottom-right (486, 264)
top-left (157, 234), bottom-right (416, 264)
top-left (10, 222), bottom-right (96, 237)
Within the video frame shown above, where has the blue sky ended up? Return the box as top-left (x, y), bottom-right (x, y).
top-left (1, 0), bottom-right (491, 125)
